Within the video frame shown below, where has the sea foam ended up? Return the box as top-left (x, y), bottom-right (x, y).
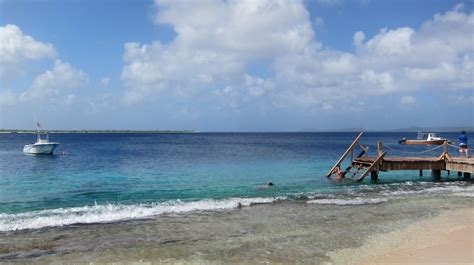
top-left (381, 185), bottom-right (473, 197)
top-left (307, 198), bottom-right (388, 205)
top-left (0, 197), bottom-right (282, 232)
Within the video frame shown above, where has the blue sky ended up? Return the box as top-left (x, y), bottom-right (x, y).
top-left (1, 0), bottom-right (473, 131)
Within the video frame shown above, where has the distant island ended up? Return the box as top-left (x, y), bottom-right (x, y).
top-left (300, 126), bottom-right (473, 133)
top-left (382, 126), bottom-right (474, 133)
top-left (0, 129), bottom-right (197, 134)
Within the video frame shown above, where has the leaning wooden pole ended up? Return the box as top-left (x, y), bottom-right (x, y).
top-left (326, 132), bottom-right (364, 178)
top-left (357, 152), bottom-right (386, 182)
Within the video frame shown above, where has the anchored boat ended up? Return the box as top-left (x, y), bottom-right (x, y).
top-left (399, 132), bottom-right (447, 145)
top-left (23, 121), bottom-right (59, 155)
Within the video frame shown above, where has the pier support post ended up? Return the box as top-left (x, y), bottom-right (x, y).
top-left (419, 170), bottom-right (423, 177)
top-left (370, 171), bottom-right (379, 182)
top-left (464, 172), bottom-right (471, 180)
top-left (458, 171), bottom-right (462, 177)
top-left (377, 141), bottom-right (383, 156)
top-left (431, 170), bottom-right (441, 180)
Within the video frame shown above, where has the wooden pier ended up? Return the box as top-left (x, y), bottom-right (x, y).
top-left (327, 132), bottom-right (473, 182)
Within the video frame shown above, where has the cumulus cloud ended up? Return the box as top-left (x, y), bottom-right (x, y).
top-left (121, 0), bottom-right (315, 104)
top-left (20, 60), bottom-right (88, 101)
top-left (0, 24), bottom-right (89, 110)
top-left (272, 4), bottom-right (473, 111)
top-left (121, 2), bottom-right (473, 116)
top-left (0, 24), bottom-right (56, 78)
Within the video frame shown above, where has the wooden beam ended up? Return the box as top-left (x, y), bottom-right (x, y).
top-left (326, 132), bottom-right (364, 178)
top-left (377, 141), bottom-right (383, 156)
top-left (437, 141), bottom-right (451, 161)
top-left (357, 152), bottom-right (386, 182)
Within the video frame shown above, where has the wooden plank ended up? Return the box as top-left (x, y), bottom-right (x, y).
top-left (326, 132), bottom-right (364, 178)
top-left (342, 148), bottom-right (368, 177)
top-left (446, 161), bottom-right (474, 173)
top-left (357, 152), bottom-right (386, 182)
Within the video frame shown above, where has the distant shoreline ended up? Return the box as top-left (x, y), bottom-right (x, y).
top-left (0, 130), bottom-right (197, 134)
top-left (0, 129), bottom-right (471, 134)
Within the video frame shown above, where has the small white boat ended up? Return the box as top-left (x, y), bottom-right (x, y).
top-left (23, 122), bottom-right (59, 155)
top-left (399, 132), bottom-right (447, 145)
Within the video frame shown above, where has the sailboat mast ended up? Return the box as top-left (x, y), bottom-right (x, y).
top-left (34, 114), bottom-right (40, 142)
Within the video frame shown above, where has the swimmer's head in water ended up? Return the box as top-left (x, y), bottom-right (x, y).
top-left (268, 182), bottom-right (273, 186)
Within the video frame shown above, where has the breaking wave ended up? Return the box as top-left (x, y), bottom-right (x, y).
top-left (0, 197), bottom-right (283, 232)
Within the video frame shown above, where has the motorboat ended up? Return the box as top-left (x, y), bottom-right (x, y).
top-left (23, 122), bottom-right (59, 155)
top-left (399, 132), bottom-right (447, 145)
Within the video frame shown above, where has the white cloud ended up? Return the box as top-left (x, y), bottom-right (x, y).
top-left (0, 90), bottom-right (17, 107)
top-left (313, 17), bottom-right (324, 30)
top-left (20, 60), bottom-right (88, 101)
top-left (100, 77), bottom-right (111, 86)
top-left (449, 95), bottom-right (474, 105)
top-left (121, 2), bottom-right (474, 115)
top-left (353, 31), bottom-right (365, 50)
top-left (244, 74), bottom-right (274, 97)
top-left (121, 0), bottom-right (316, 104)
top-left (400, 95), bottom-right (416, 106)
top-left (0, 24), bottom-right (90, 109)
top-left (272, 4), bottom-right (473, 111)
top-left (0, 24), bottom-right (56, 78)
top-left (62, 94), bottom-right (76, 106)
top-left (364, 27), bottom-right (414, 57)
top-left (360, 70), bottom-right (394, 93)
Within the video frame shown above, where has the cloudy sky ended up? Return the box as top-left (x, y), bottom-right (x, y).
top-left (1, 0), bottom-right (473, 131)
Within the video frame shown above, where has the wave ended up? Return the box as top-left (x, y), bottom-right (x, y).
top-left (307, 198), bottom-right (388, 205)
top-left (307, 182), bottom-right (473, 206)
top-left (1, 181), bottom-right (471, 232)
top-left (0, 197), bottom-right (283, 232)
top-left (380, 184), bottom-right (474, 197)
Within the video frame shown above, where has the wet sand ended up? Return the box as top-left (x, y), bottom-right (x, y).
top-left (1, 195), bottom-right (473, 264)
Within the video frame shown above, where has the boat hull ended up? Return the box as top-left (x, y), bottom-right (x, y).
top-left (23, 143), bottom-right (59, 154)
top-left (403, 140), bottom-right (446, 145)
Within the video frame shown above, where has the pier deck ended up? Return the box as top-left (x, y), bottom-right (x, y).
top-left (326, 132), bottom-right (473, 182)
top-left (353, 156), bottom-right (474, 173)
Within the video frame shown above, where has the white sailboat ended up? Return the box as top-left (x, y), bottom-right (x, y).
top-left (23, 120), bottom-right (59, 155)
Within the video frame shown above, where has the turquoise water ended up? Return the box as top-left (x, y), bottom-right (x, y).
top-left (0, 132), bottom-right (471, 231)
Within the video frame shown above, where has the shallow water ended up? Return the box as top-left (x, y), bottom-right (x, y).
top-left (1, 193), bottom-right (472, 263)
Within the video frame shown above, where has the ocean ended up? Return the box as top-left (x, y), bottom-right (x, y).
top-left (0, 132), bottom-right (472, 262)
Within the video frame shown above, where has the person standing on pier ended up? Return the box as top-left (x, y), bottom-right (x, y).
top-left (458, 131), bottom-right (468, 157)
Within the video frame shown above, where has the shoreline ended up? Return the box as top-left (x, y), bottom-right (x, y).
top-left (329, 208), bottom-right (474, 265)
top-left (0, 130), bottom-right (196, 134)
top-left (1, 194), bottom-right (473, 263)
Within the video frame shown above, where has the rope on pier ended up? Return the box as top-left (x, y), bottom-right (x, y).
top-left (447, 143), bottom-right (474, 151)
top-left (383, 144), bottom-right (445, 154)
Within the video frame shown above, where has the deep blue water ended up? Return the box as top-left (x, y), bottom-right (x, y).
top-left (0, 132), bottom-right (469, 231)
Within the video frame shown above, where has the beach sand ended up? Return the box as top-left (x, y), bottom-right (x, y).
top-left (329, 208), bottom-right (474, 265)
top-left (1, 195), bottom-right (473, 264)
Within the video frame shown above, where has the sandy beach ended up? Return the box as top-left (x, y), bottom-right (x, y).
top-left (330, 208), bottom-right (474, 265)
